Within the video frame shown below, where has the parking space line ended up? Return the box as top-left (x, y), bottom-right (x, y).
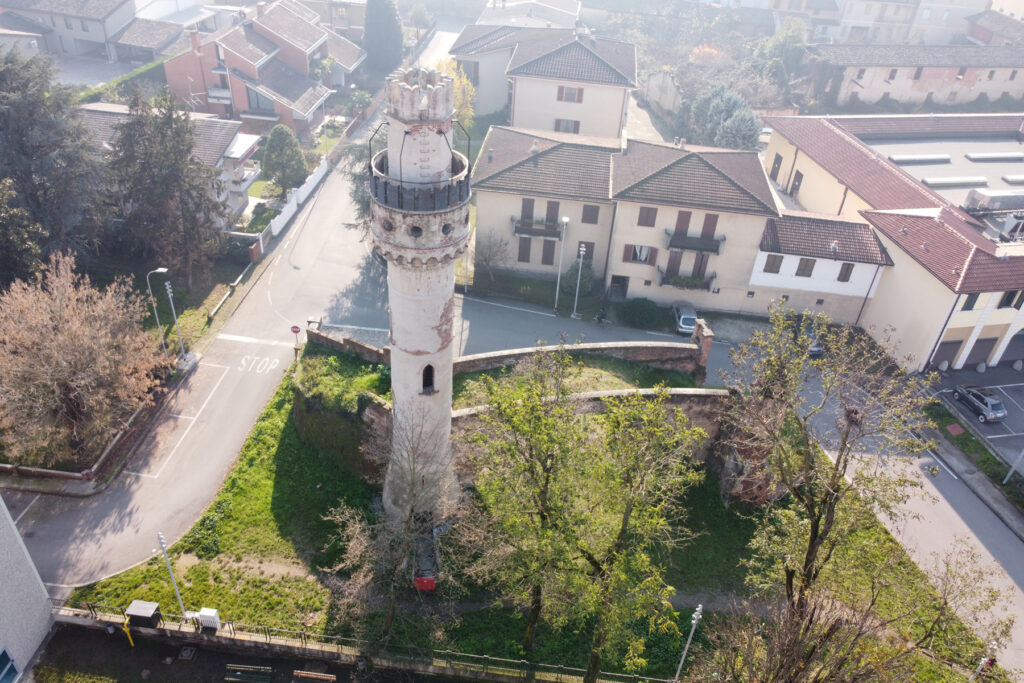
top-left (988, 432), bottom-right (1024, 439)
top-left (997, 386), bottom-right (1024, 412)
top-left (13, 494), bottom-right (39, 525)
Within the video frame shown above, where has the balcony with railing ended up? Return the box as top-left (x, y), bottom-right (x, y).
top-left (665, 229), bottom-right (726, 254)
top-left (229, 160), bottom-right (261, 193)
top-left (369, 150), bottom-right (471, 212)
top-left (511, 217), bottom-right (563, 239)
top-left (658, 267), bottom-right (716, 291)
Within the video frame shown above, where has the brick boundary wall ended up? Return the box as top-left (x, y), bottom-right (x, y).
top-left (307, 319), bottom-right (714, 386)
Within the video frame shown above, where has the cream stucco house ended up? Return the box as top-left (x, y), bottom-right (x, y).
top-left (806, 44), bottom-right (1024, 106)
top-left (450, 26), bottom-right (636, 139)
top-left (762, 114), bottom-right (1024, 371)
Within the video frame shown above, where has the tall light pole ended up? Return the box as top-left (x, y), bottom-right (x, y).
top-left (156, 532), bottom-right (187, 618)
top-left (553, 216), bottom-right (569, 312)
top-left (164, 280), bottom-right (186, 358)
top-left (571, 242), bottom-right (586, 319)
top-left (146, 268), bottom-right (168, 356)
top-left (673, 604), bottom-right (703, 682)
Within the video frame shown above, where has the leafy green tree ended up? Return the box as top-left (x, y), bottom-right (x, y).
top-left (0, 49), bottom-right (102, 255)
top-left (0, 178), bottom-right (47, 287)
top-left (262, 124), bottom-right (309, 191)
top-left (579, 388), bottom-right (705, 683)
top-left (563, 258), bottom-right (595, 297)
top-left (686, 85), bottom-right (759, 149)
top-left (713, 109), bottom-right (761, 150)
top-left (754, 17), bottom-right (806, 91)
top-left (467, 349), bottom-right (590, 652)
top-left (109, 91), bottom-right (225, 290)
top-left (436, 58), bottom-right (475, 133)
top-left (365, 0), bottom-right (403, 73)
top-left (0, 253), bottom-right (168, 467)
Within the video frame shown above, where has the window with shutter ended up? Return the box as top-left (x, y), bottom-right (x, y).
top-left (837, 262), bottom-right (854, 282)
top-left (521, 198), bottom-right (534, 221)
top-left (675, 211), bottom-right (691, 234)
top-left (701, 214), bottom-right (718, 239)
top-left (796, 257), bottom-right (816, 277)
top-left (638, 207), bottom-right (657, 227)
top-left (630, 245), bottom-right (651, 263)
top-left (545, 201), bottom-right (560, 224)
top-left (763, 254), bottom-right (783, 274)
top-left (542, 240), bottom-right (556, 265)
top-left (518, 236), bottom-right (532, 263)
top-left (582, 204), bottom-right (600, 224)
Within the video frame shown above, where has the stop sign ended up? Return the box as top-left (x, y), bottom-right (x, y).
top-left (290, 325), bottom-right (301, 334)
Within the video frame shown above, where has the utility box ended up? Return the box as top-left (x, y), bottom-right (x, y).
top-left (198, 607), bottom-right (220, 631)
top-left (126, 600), bottom-right (161, 628)
top-left (414, 576), bottom-right (436, 592)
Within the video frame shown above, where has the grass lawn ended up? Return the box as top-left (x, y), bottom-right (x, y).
top-left (453, 354), bottom-right (695, 409)
top-left (70, 374), bottom-right (375, 629)
top-left (247, 177), bottom-right (269, 198)
top-left (926, 402), bottom-right (1024, 513)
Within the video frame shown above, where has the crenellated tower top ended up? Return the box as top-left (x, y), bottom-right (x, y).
top-left (386, 67), bottom-right (455, 124)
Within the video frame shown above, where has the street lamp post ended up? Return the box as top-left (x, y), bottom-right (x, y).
top-left (146, 268), bottom-right (169, 356)
top-left (553, 216), bottom-right (569, 312)
top-left (164, 280), bottom-right (186, 358)
top-left (673, 604), bottom-right (703, 682)
top-left (156, 532), bottom-right (187, 618)
top-left (571, 243), bottom-right (586, 319)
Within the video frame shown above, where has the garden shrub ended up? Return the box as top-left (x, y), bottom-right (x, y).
top-left (617, 297), bottom-right (664, 330)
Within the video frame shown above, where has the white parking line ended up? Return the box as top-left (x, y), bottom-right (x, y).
top-left (462, 296), bottom-right (557, 318)
top-left (319, 323), bottom-right (390, 332)
top-left (997, 386), bottom-right (1024, 412)
top-left (13, 494), bottom-right (39, 524)
top-left (125, 364), bottom-right (231, 479)
top-left (986, 432), bottom-right (1024, 439)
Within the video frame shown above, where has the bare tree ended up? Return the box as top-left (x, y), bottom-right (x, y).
top-left (473, 233), bottom-right (511, 282)
top-left (722, 307), bottom-right (933, 618)
top-left (0, 253), bottom-right (169, 467)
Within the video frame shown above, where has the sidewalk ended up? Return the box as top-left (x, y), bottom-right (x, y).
top-left (924, 423), bottom-right (1024, 544)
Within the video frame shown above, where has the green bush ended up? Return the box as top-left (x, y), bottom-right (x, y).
top-left (617, 297), bottom-right (663, 330)
top-left (245, 205), bottom-right (279, 233)
top-left (563, 259), bottom-right (596, 297)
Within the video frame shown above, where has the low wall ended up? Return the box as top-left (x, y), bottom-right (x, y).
top-left (306, 329), bottom-right (389, 365)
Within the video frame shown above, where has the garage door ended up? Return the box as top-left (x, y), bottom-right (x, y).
top-left (1001, 330), bottom-right (1024, 363)
top-left (931, 340), bottom-right (961, 368)
top-left (965, 337), bottom-right (998, 365)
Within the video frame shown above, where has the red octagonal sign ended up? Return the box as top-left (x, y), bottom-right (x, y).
top-left (290, 325), bottom-right (301, 334)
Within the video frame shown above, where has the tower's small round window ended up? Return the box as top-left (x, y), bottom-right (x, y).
top-left (383, 219), bottom-right (394, 232)
top-left (410, 226), bottom-right (423, 238)
top-left (441, 223), bottom-right (452, 235)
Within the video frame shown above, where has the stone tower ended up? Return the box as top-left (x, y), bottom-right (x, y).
top-left (368, 67), bottom-right (471, 525)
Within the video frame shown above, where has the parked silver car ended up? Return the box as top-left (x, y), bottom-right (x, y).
top-left (671, 302), bottom-right (698, 336)
top-left (952, 384), bottom-right (1007, 423)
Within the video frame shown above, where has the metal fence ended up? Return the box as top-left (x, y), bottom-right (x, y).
top-left (50, 599), bottom-right (671, 683)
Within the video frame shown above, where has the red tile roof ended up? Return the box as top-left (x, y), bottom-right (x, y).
top-left (861, 207), bottom-right (1024, 292)
top-left (762, 211), bottom-right (892, 265)
top-left (763, 116), bottom-right (945, 210)
top-left (832, 113), bottom-right (1024, 138)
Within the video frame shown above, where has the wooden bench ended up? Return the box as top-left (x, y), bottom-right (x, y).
top-left (225, 663), bottom-right (273, 682)
top-left (292, 671), bottom-right (337, 682)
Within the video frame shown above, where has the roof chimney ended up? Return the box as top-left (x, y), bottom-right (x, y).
top-left (256, 1), bottom-right (266, 17)
top-left (190, 29), bottom-right (201, 52)
top-left (488, 148), bottom-right (494, 162)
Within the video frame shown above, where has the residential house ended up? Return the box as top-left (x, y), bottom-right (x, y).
top-left (908, 0), bottom-right (989, 44)
top-left (450, 25), bottom-right (636, 138)
top-left (762, 114), bottom-right (1024, 370)
top-left (163, 0), bottom-right (365, 138)
top-left (299, 0), bottom-right (365, 40)
top-left (79, 102), bottom-right (261, 219)
top-left (476, 0), bottom-right (581, 29)
top-left (0, 9), bottom-right (47, 54)
top-left (111, 18), bottom-right (185, 63)
top-left (605, 140), bottom-right (781, 311)
top-left (834, 0), bottom-right (915, 43)
top-left (0, 0), bottom-right (135, 59)
top-left (965, 9), bottom-right (1024, 46)
top-left (476, 130), bottom-right (852, 317)
top-left (1, 498), bottom-right (52, 683)
top-left (805, 44), bottom-right (1024, 107)
top-left (770, 0), bottom-right (841, 42)
top-left (473, 127), bottom-right (620, 282)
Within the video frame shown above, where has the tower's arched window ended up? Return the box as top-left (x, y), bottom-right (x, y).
top-left (422, 364), bottom-right (435, 394)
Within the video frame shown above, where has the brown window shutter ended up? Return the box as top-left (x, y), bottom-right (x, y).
top-left (675, 211), bottom-right (691, 234)
top-left (577, 88), bottom-right (583, 103)
top-left (623, 244), bottom-right (633, 262)
top-left (701, 214), bottom-right (719, 239)
top-left (647, 247), bottom-right (658, 265)
top-left (557, 85), bottom-right (565, 101)
top-left (666, 250), bottom-right (682, 277)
